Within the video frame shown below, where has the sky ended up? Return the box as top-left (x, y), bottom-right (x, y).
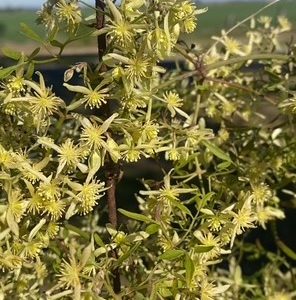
top-left (0, 0), bottom-right (267, 9)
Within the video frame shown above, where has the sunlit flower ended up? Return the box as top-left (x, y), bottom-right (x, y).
top-left (74, 180), bottom-right (105, 215)
top-left (23, 241), bottom-right (43, 258)
top-left (200, 280), bottom-right (230, 300)
top-left (166, 148), bottom-right (181, 161)
top-left (58, 257), bottom-right (81, 288)
top-left (277, 16), bottom-right (292, 32)
top-left (258, 16), bottom-right (272, 29)
top-left (251, 183), bottom-right (272, 206)
top-left (58, 139), bottom-right (82, 169)
top-left (108, 19), bottom-right (135, 46)
top-left (8, 189), bottom-right (27, 222)
top-left (125, 57), bottom-right (150, 81)
top-left (7, 76), bottom-right (25, 95)
top-left (43, 199), bottom-right (66, 221)
top-left (79, 114), bottom-right (117, 151)
top-left (55, 0), bottom-right (81, 30)
top-left (38, 180), bottom-right (61, 201)
top-left (256, 206), bottom-right (285, 229)
top-left (0, 252), bottom-right (22, 270)
top-left (64, 81), bottom-right (110, 109)
top-left (230, 197), bottom-right (256, 247)
top-left (163, 91), bottom-right (183, 117)
top-left (184, 17), bottom-right (197, 33)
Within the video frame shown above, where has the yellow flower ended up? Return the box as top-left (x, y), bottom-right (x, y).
top-left (108, 19), bottom-right (135, 46)
top-left (23, 241), bottom-right (43, 258)
top-left (55, 0), bottom-right (81, 30)
top-left (256, 206), bottom-right (285, 229)
top-left (184, 17), bottom-right (197, 33)
top-left (124, 148), bottom-right (141, 162)
top-left (163, 91), bottom-right (183, 117)
top-left (277, 16), bottom-right (292, 32)
top-left (58, 139), bottom-right (82, 170)
top-left (58, 257), bottom-right (81, 288)
top-left (79, 114), bottom-right (117, 151)
top-left (200, 280), bottom-right (230, 300)
top-left (38, 180), bottom-right (61, 201)
top-left (0, 144), bottom-right (14, 168)
top-left (75, 180), bottom-right (105, 215)
top-left (43, 199), bottom-right (66, 221)
top-left (230, 197), bottom-right (256, 247)
top-left (8, 189), bottom-right (27, 222)
top-left (251, 183), bottom-right (272, 206)
top-left (166, 148), bottom-right (181, 161)
top-left (0, 252), bottom-right (22, 270)
top-left (7, 76), bottom-right (25, 95)
top-left (125, 57), bottom-right (150, 81)
top-left (64, 81), bottom-right (110, 109)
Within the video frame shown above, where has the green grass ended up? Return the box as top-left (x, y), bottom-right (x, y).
top-left (196, 1), bottom-right (296, 39)
top-left (0, 1), bottom-right (295, 45)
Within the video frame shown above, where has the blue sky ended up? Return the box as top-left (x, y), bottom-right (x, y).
top-left (0, 0), bottom-right (267, 9)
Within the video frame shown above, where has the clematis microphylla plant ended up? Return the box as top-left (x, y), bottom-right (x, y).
top-left (0, 0), bottom-right (295, 299)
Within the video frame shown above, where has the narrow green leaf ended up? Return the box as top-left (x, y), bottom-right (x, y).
top-left (26, 62), bottom-right (35, 78)
top-left (118, 208), bottom-right (155, 224)
top-left (145, 224), bottom-right (160, 235)
top-left (194, 245), bottom-right (214, 253)
top-left (105, 0), bottom-right (122, 23)
top-left (2, 48), bottom-right (22, 60)
top-left (184, 254), bottom-right (195, 286)
top-left (20, 23), bottom-right (43, 42)
top-left (277, 240), bottom-right (296, 260)
top-left (50, 40), bottom-right (64, 48)
top-left (0, 65), bottom-right (19, 79)
top-left (170, 198), bottom-right (192, 217)
top-left (115, 242), bottom-right (140, 267)
top-left (94, 233), bottom-right (105, 247)
top-left (28, 47), bottom-right (41, 59)
top-left (6, 209), bottom-right (19, 237)
top-left (217, 161), bottom-right (232, 171)
top-left (159, 249), bottom-right (184, 260)
top-left (65, 224), bottom-right (90, 240)
top-left (203, 140), bottom-right (232, 162)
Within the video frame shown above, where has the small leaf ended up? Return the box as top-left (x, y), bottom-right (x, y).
top-left (28, 47), bottom-right (41, 59)
top-left (26, 62), bottom-right (35, 78)
top-left (194, 245), bottom-right (214, 253)
top-left (28, 218), bottom-right (47, 241)
top-left (6, 209), bottom-right (19, 237)
top-left (50, 40), bottom-right (64, 48)
top-left (159, 249), bottom-right (184, 260)
top-left (184, 254), bottom-right (195, 286)
top-left (170, 198), bottom-right (192, 217)
top-left (203, 140), bottom-right (232, 162)
top-left (2, 47), bottom-right (22, 60)
top-left (94, 233), bottom-right (105, 247)
top-left (106, 0), bottom-right (122, 23)
top-left (0, 65), bottom-right (19, 79)
top-left (217, 161), bottom-right (232, 170)
top-left (20, 23), bottom-right (43, 42)
top-left (145, 224), bottom-right (160, 235)
top-left (65, 224), bottom-right (90, 240)
top-left (115, 242), bottom-right (140, 267)
top-left (80, 243), bottom-right (92, 268)
top-left (118, 209), bottom-right (155, 224)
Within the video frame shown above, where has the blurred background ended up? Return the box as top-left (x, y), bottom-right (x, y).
top-left (0, 0), bottom-right (295, 56)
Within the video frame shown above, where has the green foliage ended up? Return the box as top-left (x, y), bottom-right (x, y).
top-left (0, 0), bottom-right (296, 299)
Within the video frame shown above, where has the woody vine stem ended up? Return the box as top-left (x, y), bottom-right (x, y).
top-left (95, 0), bottom-right (121, 294)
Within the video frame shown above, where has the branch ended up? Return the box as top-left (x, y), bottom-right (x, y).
top-left (95, 0), bottom-right (121, 294)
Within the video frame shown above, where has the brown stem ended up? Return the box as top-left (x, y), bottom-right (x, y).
top-left (95, 0), bottom-right (107, 62)
top-left (106, 168), bottom-right (119, 228)
top-left (95, 0), bottom-right (121, 294)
